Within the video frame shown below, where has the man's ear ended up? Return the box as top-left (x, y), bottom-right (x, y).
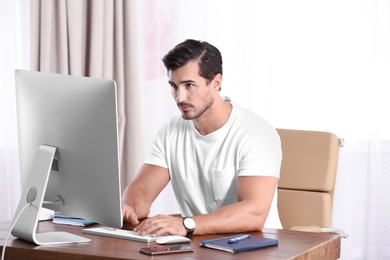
top-left (212, 74), bottom-right (222, 91)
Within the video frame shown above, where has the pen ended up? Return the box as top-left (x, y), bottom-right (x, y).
top-left (228, 234), bottom-right (251, 243)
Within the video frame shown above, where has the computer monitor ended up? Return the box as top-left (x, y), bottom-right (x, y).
top-left (11, 70), bottom-right (123, 245)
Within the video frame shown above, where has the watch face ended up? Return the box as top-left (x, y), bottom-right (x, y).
top-left (184, 218), bottom-right (196, 229)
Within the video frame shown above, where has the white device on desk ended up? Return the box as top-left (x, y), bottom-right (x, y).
top-left (83, 227), bottom-right (163, 243)
top-left (83, 227), bottom-right (191, 244)
top-left (11, 70), bottom-right (123, 245)
top-left (156, 235), bottom-right (191, 244)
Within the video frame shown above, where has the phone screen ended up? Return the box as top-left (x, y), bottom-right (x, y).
top-left (139, 245), bottom-right (194, 255)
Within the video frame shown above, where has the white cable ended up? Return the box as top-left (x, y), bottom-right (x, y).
top-left (1, 203), bottom-right (32, 260)
top-left (321, 226), bottom-right (349, 238)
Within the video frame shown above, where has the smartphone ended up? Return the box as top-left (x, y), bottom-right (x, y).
top-left (139, 245), bottom-right (194, 255)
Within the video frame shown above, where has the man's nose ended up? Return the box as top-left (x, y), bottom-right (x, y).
top-left (175, 87), bottom-right (186, 102)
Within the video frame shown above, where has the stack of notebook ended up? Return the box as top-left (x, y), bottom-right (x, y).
top-left (52, 212), bottom-right (95, 227)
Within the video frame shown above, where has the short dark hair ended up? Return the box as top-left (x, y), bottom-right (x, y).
top-left (162, 39), bottom-right (223, 84)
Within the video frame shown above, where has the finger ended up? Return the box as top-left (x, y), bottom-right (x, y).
top-left (122, 204), bottom-right (139, 225)
top-left (127, 212), bottom-right (139, 225)
top-left (134, 215), bottom-right (163, 235)
top-left (134, 218), bottom-right (155, 234)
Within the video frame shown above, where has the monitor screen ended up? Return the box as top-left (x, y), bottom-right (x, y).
top-left (11, 70), bottom-right (123, 245)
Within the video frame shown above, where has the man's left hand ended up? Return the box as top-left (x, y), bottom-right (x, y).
top-left (133, 214), bottom-right (187, 237)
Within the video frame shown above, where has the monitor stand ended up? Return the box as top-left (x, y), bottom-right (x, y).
top-left (11, 145), bottom-right (91, 245)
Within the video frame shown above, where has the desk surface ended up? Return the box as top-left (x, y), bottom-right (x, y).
top-left (0, 221), bottom-right (340, 260)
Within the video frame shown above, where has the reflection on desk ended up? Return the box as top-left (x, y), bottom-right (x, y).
top-left (0, 220), bottom-right (341, 260)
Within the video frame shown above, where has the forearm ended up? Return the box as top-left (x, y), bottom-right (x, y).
top-left (192, 199), bottom-right (269, 235)
top-left (191, 176), bottom-right (277, 235)
top-left (132, 199), bottom-right (270, 237)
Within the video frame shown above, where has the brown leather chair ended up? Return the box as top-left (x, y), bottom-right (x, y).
top-left (276, 129), bottom-right (346, 236)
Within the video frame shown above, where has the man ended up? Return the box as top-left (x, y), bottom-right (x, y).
top-left (122, 39), bottom-right (282, 237)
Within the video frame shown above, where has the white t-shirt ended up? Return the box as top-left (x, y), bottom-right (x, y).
top-left (145, 97), bottom-right (282, 228)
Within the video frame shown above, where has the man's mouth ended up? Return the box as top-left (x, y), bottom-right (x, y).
top-left (178, 102), bottom-right (192, 111)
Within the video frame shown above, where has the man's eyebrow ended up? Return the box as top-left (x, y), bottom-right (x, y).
top-left (168, 79), bottom-right (196, 85)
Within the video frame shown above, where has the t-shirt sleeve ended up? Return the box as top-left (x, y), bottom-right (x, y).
top-left (144, 123), bottom-right (169, 169)
top-left (237, 121), bottom-right (282, 178)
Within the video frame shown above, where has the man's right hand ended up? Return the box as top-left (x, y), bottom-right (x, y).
top-left (121, 164), bottom-right (171, 226)
top-left (122, 202), bottom-right (140, 225)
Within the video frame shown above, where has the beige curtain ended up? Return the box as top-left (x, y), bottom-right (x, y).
top-left (30, 0), bottom-right (144, 191)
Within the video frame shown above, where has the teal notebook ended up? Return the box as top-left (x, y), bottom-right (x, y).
top-left (200, 234), bottom-right (278, 253)
top-left (52, 212), bottom-right (95, 227)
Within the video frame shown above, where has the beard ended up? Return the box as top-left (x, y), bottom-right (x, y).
top-left (178, 92), bottom-right (214, 120)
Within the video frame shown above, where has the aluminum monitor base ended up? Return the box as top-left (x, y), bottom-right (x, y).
top-left (11, 145), bottom-right (90, 245)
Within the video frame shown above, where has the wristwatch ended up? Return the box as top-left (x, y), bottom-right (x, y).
top-left (183, 217), bottom-right (196, 236)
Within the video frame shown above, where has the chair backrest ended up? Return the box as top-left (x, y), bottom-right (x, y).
top-left (276, 128), bottom-right (342, 230)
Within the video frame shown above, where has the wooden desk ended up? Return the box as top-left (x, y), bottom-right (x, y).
top-left (0, 221), bottom-right (340, 259)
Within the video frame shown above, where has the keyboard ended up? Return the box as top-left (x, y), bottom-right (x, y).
top-left (82, 227), bottom-right (164, 243)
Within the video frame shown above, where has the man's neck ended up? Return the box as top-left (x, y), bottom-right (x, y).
top-left (193, 98), bottom-right (232, 136)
